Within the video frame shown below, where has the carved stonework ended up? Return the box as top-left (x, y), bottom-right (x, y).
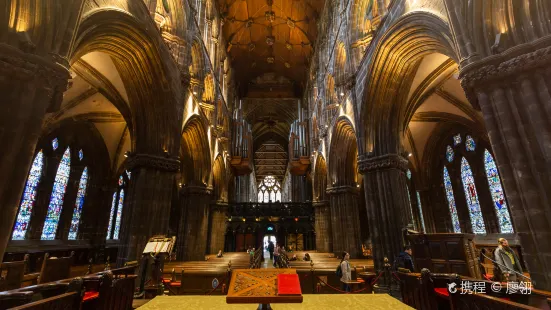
top-left (126, 153), bottom-right (180, 172)
top-left (460, 42), bottom-right (551, 106)
top-left (0, 44), bottom-right (70, 112)
top-left (357, 153), bottom-right (409, 173)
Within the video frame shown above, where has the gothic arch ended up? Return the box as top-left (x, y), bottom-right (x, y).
top-left (359, 11), bottom-right (457, 157)
top-left (180, 116), bottom-right (212, 187)
top-left (190, 38), bottom-right (209, 81)
top-left (212, 155), bottom-right (228, 202)
top-left (72, 8), bottom-right (184, 156)
top-left (328, 117), bottom-right (358, 187)
top-left (313, 155), bottom-right (328, 202)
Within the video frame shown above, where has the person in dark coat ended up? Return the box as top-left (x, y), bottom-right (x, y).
top-left (268, 240), bottom-right (275, 260)
top-left (395, 245), bottom-right (415, 272)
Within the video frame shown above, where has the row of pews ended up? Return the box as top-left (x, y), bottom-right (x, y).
top-left (398, 268), bottom-right (551, 310)
top-left (0, 252), bottom-right (137, 310)
top-left (161, 251), bottom-right (375, 295)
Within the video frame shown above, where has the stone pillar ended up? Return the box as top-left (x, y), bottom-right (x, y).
top-left (358, 153), bottom-right (411, 272)
top-left (208, 202), bottom-right (227, 255)
top-left (313, 201), bottom-right (332, 253)
top-left (0, 45), bottom-right (69, 260)
top-left (176, 186), bottom-right (212, 261)
top-left (461, 42), bottom-right (551, 289)
top-left (116, 154), bottom-right (179, 266)
top-left (326, 186), bottom-right (362, 258)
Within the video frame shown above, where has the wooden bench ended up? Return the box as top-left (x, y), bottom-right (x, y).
top-left (450, 287), bottom-right (542, 310)
top-left (37, 253), bottom-right (74, 284)
top-left (0, 261), bottom-right (26, 291)
top-left (0, 278), bottom-right (84, 310)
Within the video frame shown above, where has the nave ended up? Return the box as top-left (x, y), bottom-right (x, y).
top-left (2, 0), bottom-right (551, 309)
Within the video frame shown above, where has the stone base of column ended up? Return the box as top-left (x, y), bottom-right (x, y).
top-left (313, 201), bottom-right (332, 253)
top-left (208, 202), bottom-right (227, 255)
top-left (327, 186), bottom-right (362, 258)
top-left (176, 186), bottom-right (212, 261)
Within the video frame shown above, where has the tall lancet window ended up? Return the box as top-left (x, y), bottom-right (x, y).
top-left (460, 157), bottom-right (486, 234)
top-left (106, 192), bottom-right (117, 239)
top-left (405, 169), bottom-right (417, 229)
top-left (484, 150), bottom-right (514, 233)
top-left (416, 191), bottom-right (426, 232)
top-left (443, 166), bottom-right (461, 233)
top-left (41, 147), bottom-right (71, 240)
top-left (68, 167), bottom-right (89, 240)
top-left (12, 151), bottom-right (44, 240)
top-left (107, 175), bottom-right (127, 240)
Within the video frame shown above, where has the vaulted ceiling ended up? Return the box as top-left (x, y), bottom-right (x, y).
top-left (219, 0), bottom-right (324, 90)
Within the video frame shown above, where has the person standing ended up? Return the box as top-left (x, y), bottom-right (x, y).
top-left (340, 251), bottom-right (352, 292)
top-left (273, 244), bottom-right (280, 267)
top-left (268, 240), bottom-right (275, 260)
top-left (494, 238), bottom-right (523, 282)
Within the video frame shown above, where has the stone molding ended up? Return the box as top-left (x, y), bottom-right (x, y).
top-left (357, 153), bottom-right (409, 173)
top-left (326, 185), bottom-right (360, 195)
top-left (0, 43), bottom-right (69, 110)
top-left (126, 153), bottom-right (180, 172)
top-left (312, 201), bottom-right (329, 207)
top-left (181, 185), bottom-right (213, 195)
top-left (460, 38), bottom-right (551, 87)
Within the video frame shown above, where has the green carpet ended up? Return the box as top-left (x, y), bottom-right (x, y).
top-left (138, 294), bottom-right (413, 309)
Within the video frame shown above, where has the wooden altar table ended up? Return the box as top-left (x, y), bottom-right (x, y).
top-left (226, 269), bottom-right (303, 309)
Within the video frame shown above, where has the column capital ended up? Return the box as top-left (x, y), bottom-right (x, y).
top-left (126, 153), bottom-right (180, 172)
top-left (460, 39), bottom-right (551, 104)
top-left (358, 153), bottom-right (409, 173)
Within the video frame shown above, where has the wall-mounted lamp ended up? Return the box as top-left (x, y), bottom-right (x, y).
top-left (408, 153), bottom-right (413, 157)
top-left (340, 92), bottom-right (344, 97)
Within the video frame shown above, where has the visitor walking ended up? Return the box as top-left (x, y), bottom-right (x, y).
top-left (268, 240), bottom-right (275, 260)
top-left (339, 251), bottom-right (352, 292)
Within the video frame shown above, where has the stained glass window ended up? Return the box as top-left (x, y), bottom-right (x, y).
top-left (446, 145), bottom-right (454, 162)
top-left (126, 170), bottom-right (131, 179)
top-left (484, 150), bottom-right (514, 233)
top-left (78, 149), bottom-right (84, 161)
top-left (466, 135), bottom-right (476, 152)
top-left (118, 175), bottom-right (124, 186)
top-left (453, 134), bottom-right (462, 146)
top-left (12, 151), bottom-right (44, 240)
top-left (112, 189), bottom-right (125, 240)
top-left (258, 175), bottom-right (281, 203)
top-left (41, 147), bottom-right (71, 240)
top-left (52, 138), bottom-right (59, 150)
top-left (460, 157), bottom-right (486, 234)
top-left (106, 192), bottom-right (117, 239)
top-left (68, 167), bottom-right (88, 240)
top-left (443, 167), bottom-right (461, 233)
top-left (416, 191), bottom-right (426, 232)
top-left (406, 184), bottom-right (417, 229)
top-left (406, 169), bottom-right (412, 180)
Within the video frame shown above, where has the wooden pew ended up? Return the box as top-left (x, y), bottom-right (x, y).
top-left (0, 291), bottom-right (33, 309)
top-left (37, 253), bottom-right (73, 284)
top-left (450, 288), bottom-right (541, 310)
top-left (0, 261), bottom-right (25, 291)
top-left (1, 278), bottom-right (84, 310)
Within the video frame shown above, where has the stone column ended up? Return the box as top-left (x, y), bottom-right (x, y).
top-left (0, 45), bottom-right (69, 259)
top-left (326, 186), bottom-right (362, 258)
top-left (176, 186), bottom-right (212, 261)
top-left (208, 202), bottom-right (227, 255)
top-left (461, 41), bottom-right (551, 289)
top-left (313, 201), bottom-right (332, 253)
top-left (116, 154), bottom-right (179, 266)
top-left (358, 153), bottom-right (411, 272)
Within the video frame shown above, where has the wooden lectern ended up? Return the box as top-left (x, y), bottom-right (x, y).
top-left (136, 235), bottom-right (175, 298)
top-left (406, 232), bottom-right (481, 279)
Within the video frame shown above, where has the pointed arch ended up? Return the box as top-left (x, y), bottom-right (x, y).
top-left (484, 149), bottom-right (514, 233)
top-left (68, 167), bottom-right (89, 240)
top-left (460, 157), bottom-right (486, 234)
top-left (313, 155), bottom-right (328, 202)
top-left (213, 155), bottom-right (228, 202)
top-left (328, 118), bottom-right (358, 187)
top-left (181, 116), bottom-right (212, 186)
top-left (12, 151), bottom-right (44, 240)
top-left (41, 147), bottom-right (71, 240)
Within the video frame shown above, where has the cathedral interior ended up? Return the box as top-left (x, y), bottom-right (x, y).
top-left (2, 0), bottom-right (551, 309)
